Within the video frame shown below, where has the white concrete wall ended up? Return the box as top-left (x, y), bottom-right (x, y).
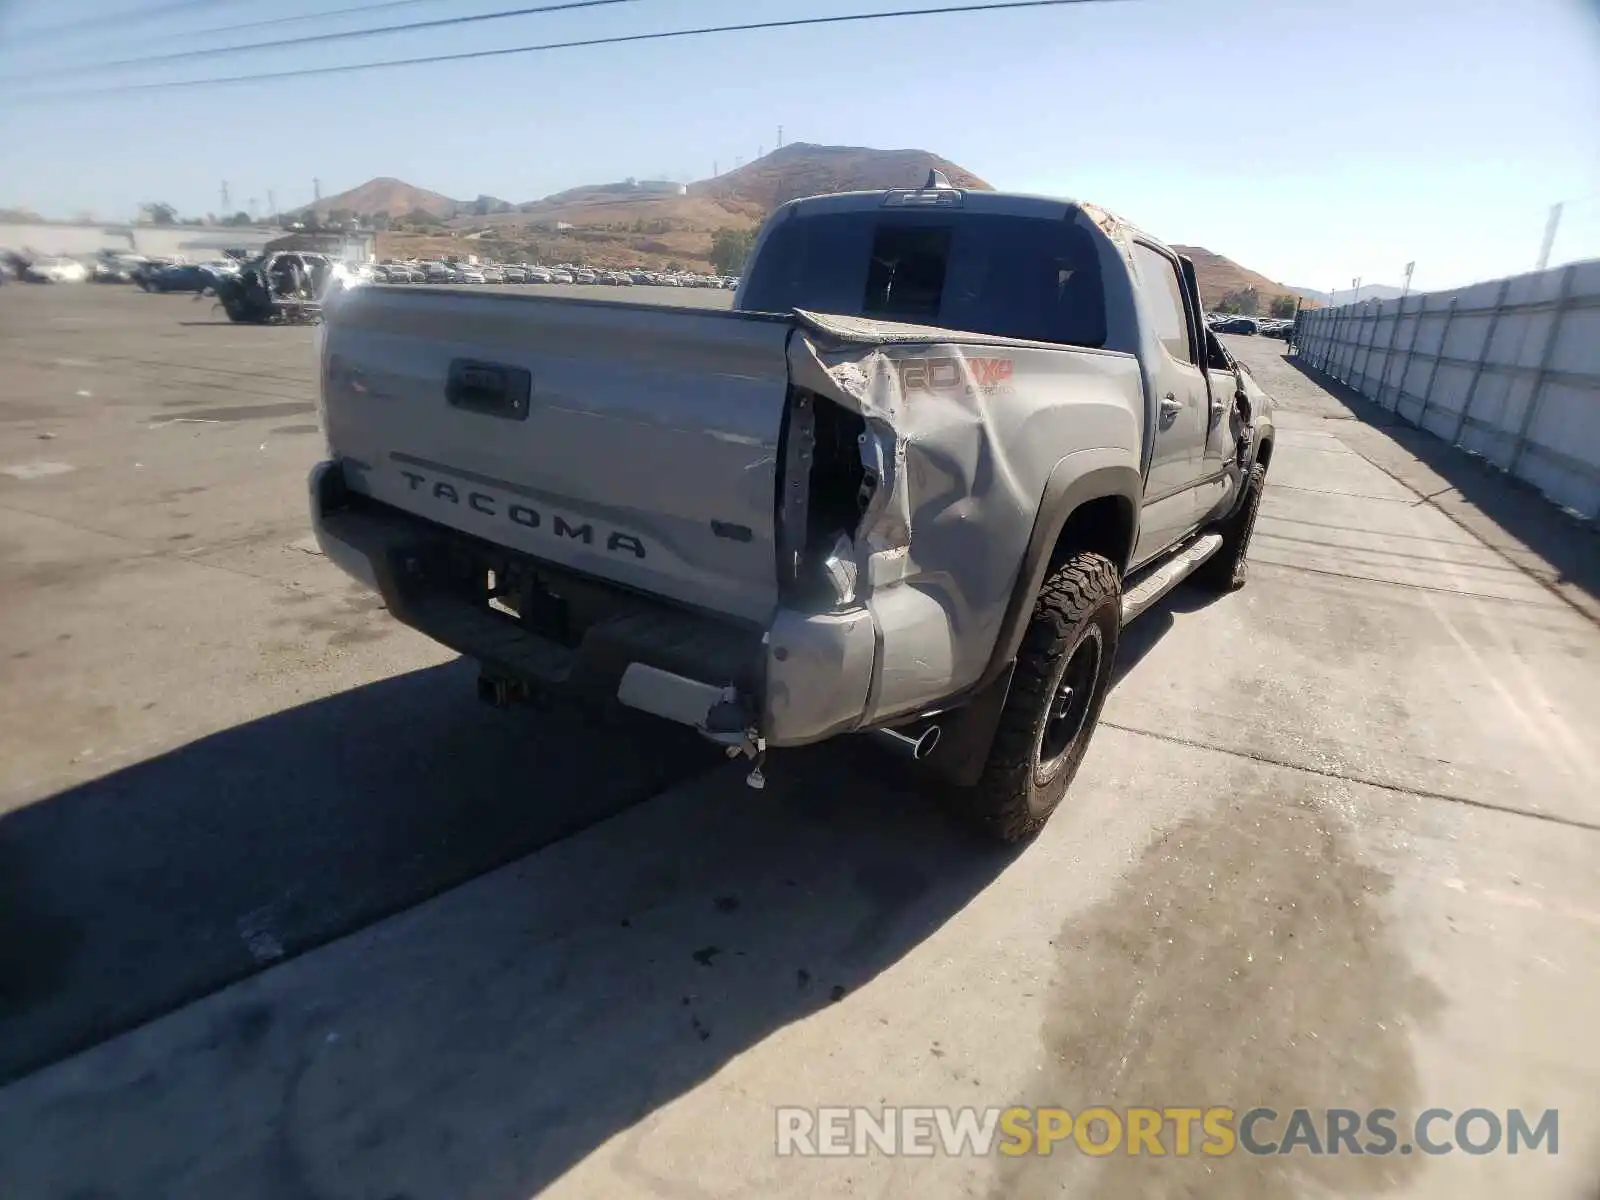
top-left (1298, 259), bottom-right (1600, 520)
top-left (0, 223), bottom-right (277, 259)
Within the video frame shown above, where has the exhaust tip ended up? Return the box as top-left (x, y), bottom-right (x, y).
top-left (868, 723), bottom-right (942, 761)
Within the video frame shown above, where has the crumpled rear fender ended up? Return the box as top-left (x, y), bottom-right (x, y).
top-left (783, 314), bottom-right (1143, 724)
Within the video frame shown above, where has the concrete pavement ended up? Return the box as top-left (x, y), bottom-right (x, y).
top-left (0, 292), bottom-right (1595, 1198)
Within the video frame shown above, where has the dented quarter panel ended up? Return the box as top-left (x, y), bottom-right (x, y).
top-left (785, 318), bottom-right (1144, 724)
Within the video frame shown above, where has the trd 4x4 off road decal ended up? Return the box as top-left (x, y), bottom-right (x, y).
top-left (895, 356), bottom-right (1014, 395)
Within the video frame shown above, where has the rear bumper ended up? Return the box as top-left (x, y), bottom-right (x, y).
top-left (309, 459), bottom-right (882, 747)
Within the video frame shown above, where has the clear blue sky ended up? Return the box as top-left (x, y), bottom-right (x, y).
top-left (2, 0), bottom-right (1597, 290)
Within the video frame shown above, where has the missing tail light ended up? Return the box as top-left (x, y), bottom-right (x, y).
top-left (776, 387), bottom-right (874, 607)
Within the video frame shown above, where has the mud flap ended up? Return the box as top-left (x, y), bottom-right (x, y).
top-left (914, 663), bottom-right (1016, 788)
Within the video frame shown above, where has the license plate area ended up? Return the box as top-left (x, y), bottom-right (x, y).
top-left (446, 359), bottom-right (531, 421)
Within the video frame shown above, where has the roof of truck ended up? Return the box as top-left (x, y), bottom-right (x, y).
top-left (777, 186), bottom-right (1168, 259)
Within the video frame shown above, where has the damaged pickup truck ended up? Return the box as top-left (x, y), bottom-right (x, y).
top-left (310, 173), bottom-right (1274, 840)
top-left (212, 251), bottom-right (349, 324)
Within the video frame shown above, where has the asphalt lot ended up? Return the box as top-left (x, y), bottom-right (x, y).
top-left (1, 284), bottom-right (1597, 1199)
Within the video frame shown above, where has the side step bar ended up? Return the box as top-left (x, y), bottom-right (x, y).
top-left (1120, 533), bottom-right (1223, 626)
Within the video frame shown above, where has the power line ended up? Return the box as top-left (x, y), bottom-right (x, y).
top-left (15, 0), bottom-right (1124, 98)
top-left (6, 0), bottom-right (242, 45)
top-left (171, 0), bottom-right (447, 42)
top-left (9, 0), bottom-right (645, 80)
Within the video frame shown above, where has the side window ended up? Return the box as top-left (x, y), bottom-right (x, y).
top-left (1131, 243), bottom-right (1195, 364)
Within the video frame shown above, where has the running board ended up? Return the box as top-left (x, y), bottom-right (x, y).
top-left (1120, 533), bottom-right (1224, 626)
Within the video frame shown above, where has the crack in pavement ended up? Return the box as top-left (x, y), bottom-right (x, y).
top-left (1100, 721), bottom-right (1600, 834)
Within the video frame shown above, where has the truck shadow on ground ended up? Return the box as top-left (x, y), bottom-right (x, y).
top-left (1284, 355), bottom-right (1600, 609)
top-left (0, 658), bottom-right (717, 1086)
top-left (0, 675), bottom-right (1019, 1198)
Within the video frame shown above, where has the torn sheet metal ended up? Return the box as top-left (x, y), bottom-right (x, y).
top-left (785, 313), bottom-right (1143, 721)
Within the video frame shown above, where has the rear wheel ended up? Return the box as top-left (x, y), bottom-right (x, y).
top-left (1194, 462), bottom-right (1267, 592)
top-left (948, 552), bottom-right (1121, 842)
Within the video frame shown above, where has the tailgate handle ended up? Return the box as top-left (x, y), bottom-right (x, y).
top-left (446, 359), bottom-right (531, 420)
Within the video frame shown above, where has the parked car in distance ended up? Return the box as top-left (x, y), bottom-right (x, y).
top-left (455, 265), bottom-right (486, 285)
top-left (1213, 317), bottom-right (1260, 335)
top-left (548, 269), bottom-right (574, 283)
top-left (503, 266), bottom-right (527, 283)
top-left (480, 265), bottom-right (505, 284)
top-left (141, 263), bottom-right (217, 293)
top-left (24, 256), bottom-right (89, 283)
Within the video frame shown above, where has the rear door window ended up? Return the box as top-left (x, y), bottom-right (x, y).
top-left (742, 211), bottom-right (1106, 348)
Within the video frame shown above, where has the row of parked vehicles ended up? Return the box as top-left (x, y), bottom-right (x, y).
top-left (0, 250), bottom-right (247, 291)
top-left (369, 260), bottom-right (740, 290)
top-left (1206, 313), bottom-right (1294, 340)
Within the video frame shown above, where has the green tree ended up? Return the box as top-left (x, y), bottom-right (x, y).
top-left (221, 211), bottom-right (253, 227)
top-left (1218, 287), bottom-right (1260, 316)
top-left (141, 202), bottom-right (178, 225)
top-left (1268, 294), bottom-right (1298, 319)
top-left (709, 226), bottom-right (756, 275)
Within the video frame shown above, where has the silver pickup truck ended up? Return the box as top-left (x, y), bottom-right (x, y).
top-left (310, 173), bottom-right (1274, 841)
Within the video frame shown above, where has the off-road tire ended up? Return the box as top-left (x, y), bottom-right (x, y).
top-left (1194, 462), bottom-right (1266, 592)
top-left (948, 552), bottom-right (1121, 842)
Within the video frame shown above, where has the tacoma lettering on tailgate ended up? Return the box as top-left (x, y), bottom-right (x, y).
top-left (398, 470), bottom-right (647, 559)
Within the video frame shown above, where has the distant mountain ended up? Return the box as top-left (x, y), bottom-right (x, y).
top-left (461, 143), bottom-right (994, 251)
top-left (691, 142), bottom-right (991, 210)
top-left (1294, 283), bottom-right (1408, 306)
top-left (358, 148), bottom-right (1304, 295)
top-left (301, 177), bottom-right (461, 219)
top-left (1173, 245), bottom-right (1313, 312)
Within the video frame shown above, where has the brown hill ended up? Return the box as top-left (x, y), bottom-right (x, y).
top-left (462, 143), bottom-right (991, 236)
top-left (303, 177), bottom-right (461, 219)
top-left (364, 149), bottom-right (1303, 299)
top-left (692, 142), bottom-right (991, 209)
top-left (1172, 244), bottom-right (1311, 312)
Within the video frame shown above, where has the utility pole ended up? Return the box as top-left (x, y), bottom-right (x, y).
top-left (220, 181), bottom-right (231, 212)
top-left (313, 177), bottom-right (322, 202)
top-left (247, 196), bottom-right (258, 219)
top-left (1351, 276), bottom-right (1361, 304)
top-left (1536, 202), bottom-right (1563, 270)
top-left (1401, 261), bottom-right (1415, 298)
top-left (713, 159), bottom-right (719, 177)
top-left (777, 124), bottom-right (783, 149)
top-left (267, 188), bottom-right (277, 223)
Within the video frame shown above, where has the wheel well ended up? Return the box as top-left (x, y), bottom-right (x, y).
top-left (1048, 494), bottom-right (1136, 575)
top-left (1256, 437), bottom-right (1275, 471)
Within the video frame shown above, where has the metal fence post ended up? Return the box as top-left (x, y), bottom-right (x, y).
top-left (1356, 301), bottom-right (1383, 397)
top-left (1414, 298), bottom-right (1457, 431)
top-left (1389, 294), bottom-right (1427, 421)
top-left (1340, 305), bottom-right (1358, 382)
top-left (1375, 297), bottom-right (1407, 409)
top-left (1450, 277), bottom-right (1515, 447)
top-left (1507, 263), bottom-right (1577, 478)
top-left (1335, 304), bottom-right (1355, 381)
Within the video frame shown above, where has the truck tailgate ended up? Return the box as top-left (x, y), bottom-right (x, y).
top-left (321, 289), bottom-right (791, 624)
